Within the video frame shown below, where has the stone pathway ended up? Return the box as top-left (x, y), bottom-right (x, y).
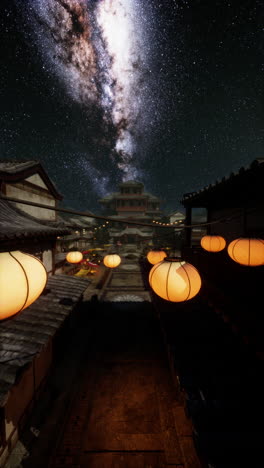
top-left (11, 259), bottom-right (201, 468)
top-left (47, 264), bottom-right (201, 468)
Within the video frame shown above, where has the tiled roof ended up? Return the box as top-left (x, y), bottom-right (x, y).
top-left (61, 233), bottom-right (93, 241)
top-left (62, 216), bottom-right (95, 228)
top-left (112, 227), bottom-right (151, 237)
top-left (0, 275), bottom-right (88, 406)
top-left (182, 159), bottom-right (264, 206)
top-left (119, 180), bottom-right (143, 186)
top-left (109, 214), bottom-right (152, 220)
top-left (0, 159), bottom-right (63, 200)
top-left (0, 199), bottom-right (69, 241)
top-left (0, 160), bottom-right (39, 173)
top-left (144, 192), bottom-right (160, 201)
top-left (98, 193), bottom-right (119, 202)
top-left (115, 194), bottom-right (148, 199)
top-left (99, 193), bottom-right (160, 202)
top-left (169, 211), bottom-right (185, 217)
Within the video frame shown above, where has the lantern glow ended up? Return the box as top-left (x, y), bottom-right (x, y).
top-left (227, 238), bottom-right (264, 266)
top-left (103, 254), bottom-right (121, 268)
top-left (149, 258), bottom-right (201, 302)
top-left (0, 251), bottom-right (47, 320)
top-left (147, 250), bottom-right (167, 265)
top-left (66, 251), bottom-right (83, 264)
top-left (201, 235), bottom-right (226, 252)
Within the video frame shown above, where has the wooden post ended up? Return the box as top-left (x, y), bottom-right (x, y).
top-left (184, 206), bottom-right (192, 248)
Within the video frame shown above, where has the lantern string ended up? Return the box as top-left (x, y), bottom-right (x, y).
top-left (0, 195), bottom-right (259, 230)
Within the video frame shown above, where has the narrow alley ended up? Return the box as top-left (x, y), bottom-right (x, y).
top-left (46, 261), bottom-right (200, 468)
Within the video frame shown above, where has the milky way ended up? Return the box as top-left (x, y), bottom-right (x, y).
top-left (2, 0), bottom-right (263, 212)
top-left (29, 0), bottom-right (151, 182)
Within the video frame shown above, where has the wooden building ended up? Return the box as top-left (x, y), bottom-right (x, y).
top-left (99, 181), bottom-right (163, 245)
top-left (0, 161), bottom-right (90, 465)
top-left (99, 181), bottom-right (162, 217)
top-left (0, 160), bottom-right (62, 222)
top-left (0, 160), bottom-right (67, 275)
top-left (182, 159), bottom-right (264, 246)
top-left (55, 215), bottom-right (95, 256)
top-left (0, 198), bottom-right (69, 276)
top-left (169, 210), bottom-right (185, 225)
top-left (181, 158), bottom-right (264, 354)
top-left (0, 275), bottom-right (88, 467)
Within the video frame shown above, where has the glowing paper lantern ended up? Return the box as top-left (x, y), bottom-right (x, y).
top-left (147, 250), bottom-right (167, 265)
top-left (227, 238), bottom-right (264, 266)
top-left (66, 251), bottom-right (83, 263)
top-left (0, 251), bottom-right (47, 321)
top-left (201, 235), bottom-right (226, 252)
top-left (149, 258), bottom-right (201, 302)
top-left (103, 254), bottom-right (121, 268)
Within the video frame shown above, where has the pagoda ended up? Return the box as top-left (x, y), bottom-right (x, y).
top-left (98, 181), bottom-right (163, 245)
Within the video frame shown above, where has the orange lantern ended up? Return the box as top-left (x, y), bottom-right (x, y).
top-left (0, 251), bottom-right (47, 320)
top-left (66, 251), bottom-right (83, 263)
top-left (147, 250), bottom-right (167, 265)
top-left (149, 258), bottom-right (201, 302)
top-left (201, 235), bottom-right (226, 252)
top-left (227, 238), bottom-right (264, 266)
top-left (103, 254), bottom-right (121, 268)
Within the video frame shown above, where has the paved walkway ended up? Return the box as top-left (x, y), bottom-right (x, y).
top-left (47, 263), bottom-right (201, 468)
top-left (7, 260), bottom-right (201, 468)
top-left (49, 301), bottom-right (200, 468)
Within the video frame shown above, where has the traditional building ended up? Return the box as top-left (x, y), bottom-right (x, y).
top-left (0, 161), bottom-right (90, 466)
top-left (0, 160), bottom-right (69, 274)
top-left (168, 210), bottom-right (185, 225)
top-left (0, 160), bottom-right (97, 273)
top-left (56, 214), bottom-right (95, 254)
top-left (0, 274), bottom-right (88, 467)
top-left (0, 160), bottom-right (62, 222)
top-left (181, 158), bottom-right (264, 355)
top-left (98, 181), bottom-right (163, 245)
top-left (182, 158), bottom-right (264, 247)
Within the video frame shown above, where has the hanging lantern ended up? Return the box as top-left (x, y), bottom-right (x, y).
top-left (66, 251), bottom-right (83, 264)
top-left (103, 254), bottom-right (121, 268)
top-left (147, 250), bottom-right (167, 265)
top-left (0, 251), bottom-right (47, 321)
top-left (227, 238), bottom-right (264, 266)
top-left (201, 235), bottom-right (226, 252)
top-left (149, 258), bottom-right (201, 302)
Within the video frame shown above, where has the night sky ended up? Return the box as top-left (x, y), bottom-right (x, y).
top-left (0, 0), bottom-right (263, 213)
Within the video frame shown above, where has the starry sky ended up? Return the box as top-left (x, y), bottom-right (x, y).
top-left (0, 0), bottom-right (263, 213)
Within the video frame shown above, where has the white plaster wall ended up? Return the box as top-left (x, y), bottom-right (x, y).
top-left (42, 249), bottom-right (53, 273)
top-left (5, 183), bottom-right (56, 220)
top-left (25, 174), bottom-right (49, 189)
